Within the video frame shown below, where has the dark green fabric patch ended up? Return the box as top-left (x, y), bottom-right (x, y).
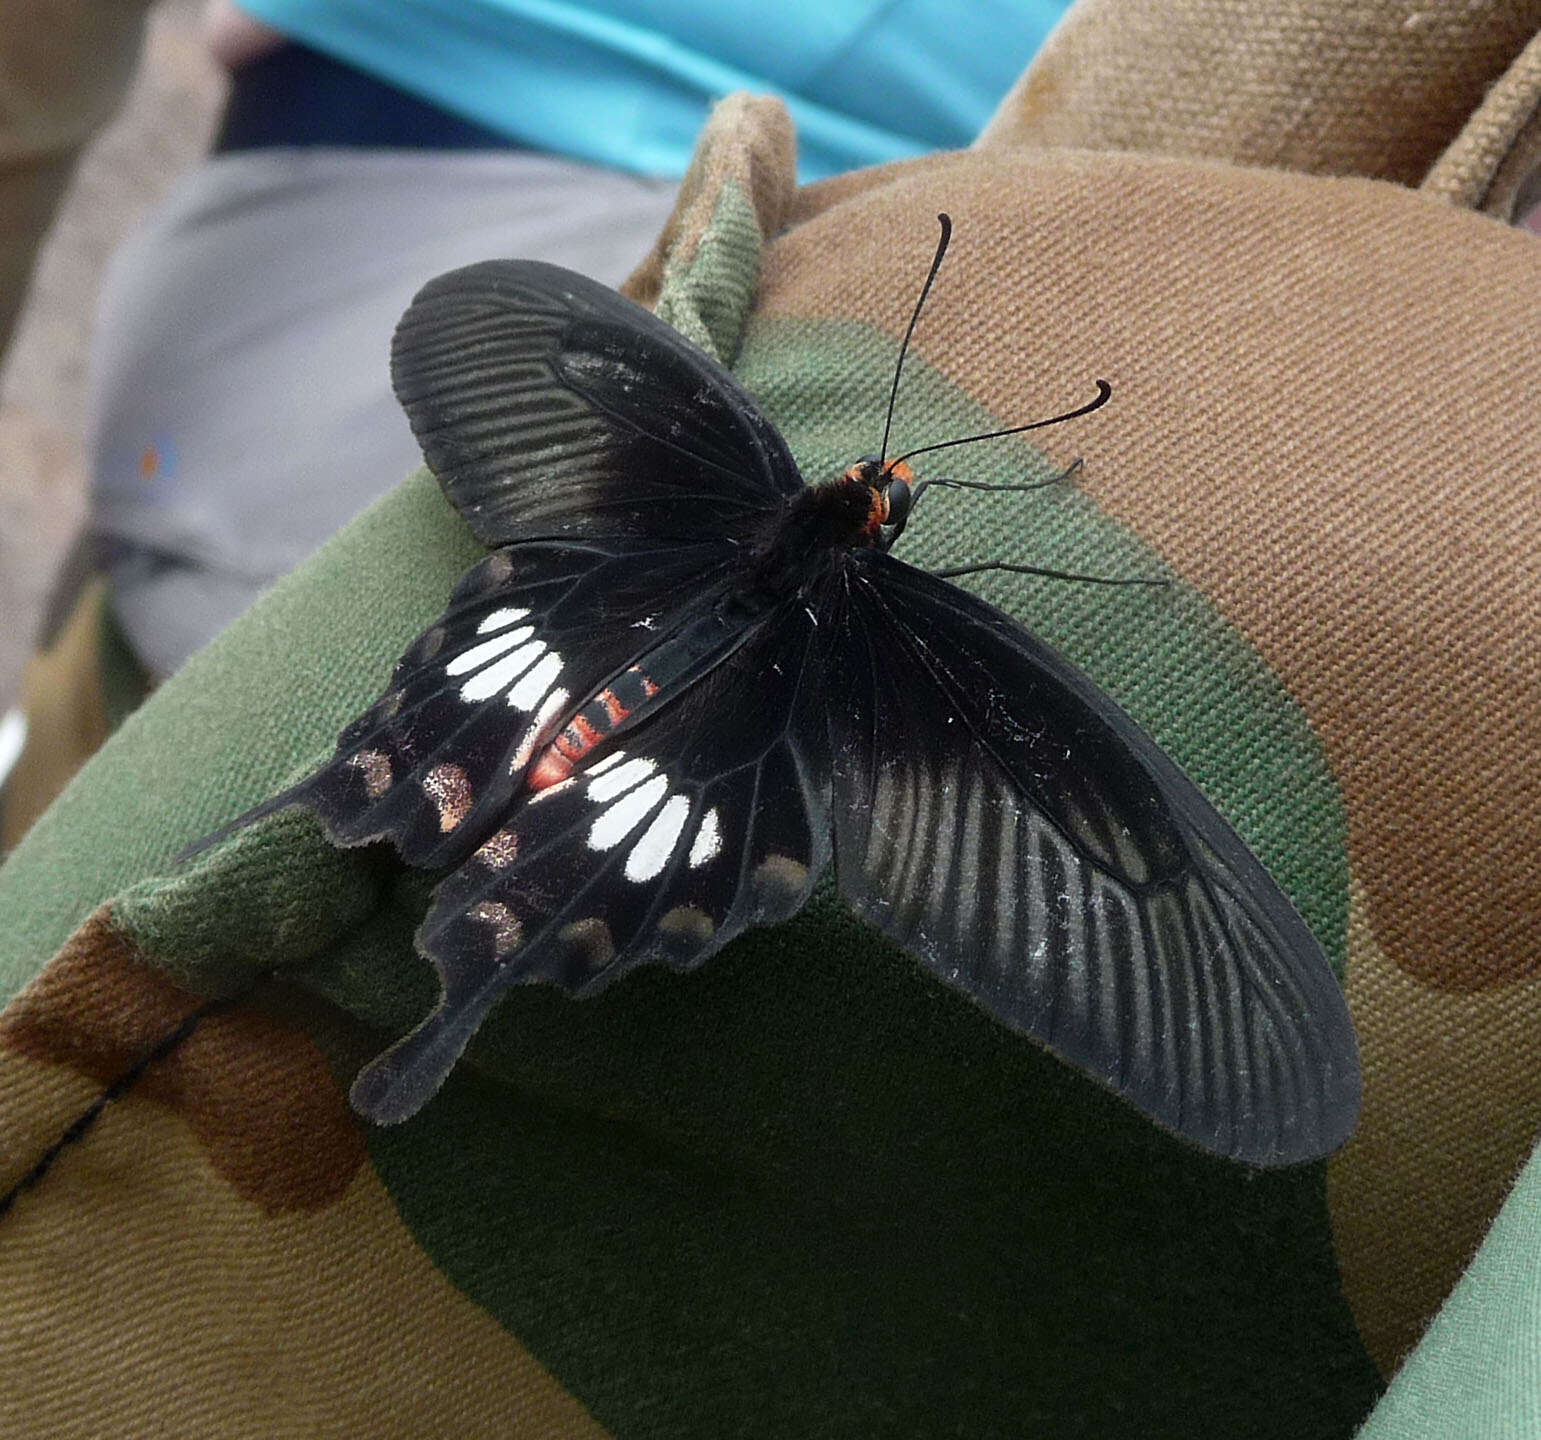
top-left (350, 899), bottom-right (1381, 1437)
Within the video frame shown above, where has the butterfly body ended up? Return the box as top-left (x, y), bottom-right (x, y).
top-left (203, 250), bottom-right (1359, 1161)
top-left (514, 455), bottom-right (911, 793)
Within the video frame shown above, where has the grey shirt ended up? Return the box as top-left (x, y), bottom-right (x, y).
top-left (87, 148), bottom-right (676, 677)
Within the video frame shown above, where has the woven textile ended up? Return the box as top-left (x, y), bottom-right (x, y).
top-left (3, 3), bottom-right (1539, 1433)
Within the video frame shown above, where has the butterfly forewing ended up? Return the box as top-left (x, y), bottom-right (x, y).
top-left (391, 260), bottom-right (802, 547)
top-left (350, 601), bottom-right (834, 1123)
top-left (826, 552), bottom-right (1359, 1165)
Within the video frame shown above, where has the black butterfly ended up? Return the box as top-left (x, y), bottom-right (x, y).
top-left (208, 215), bottom-right (1359, 1163)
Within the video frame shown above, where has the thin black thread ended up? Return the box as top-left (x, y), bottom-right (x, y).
top-left (0, 994), bottom-right (235, 1224)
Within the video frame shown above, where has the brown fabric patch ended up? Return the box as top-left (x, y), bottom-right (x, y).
top-left (0, 908), bottom-right (365, 1211)
top-left (621, 92), bottom-right (795, 310)
top-left (758, 154), bottom-right (1540, 993)
top-left (1328, 881), bottom-right (1541, 1374)
top-left (788, 152), bottom-right (971, 229)
top-left (0, 1100), bottom-right (612, 1439)
top-left (1423, 26), bottom-right (1541, 218)
top-left (978, 0), bottom-right (1541, 189)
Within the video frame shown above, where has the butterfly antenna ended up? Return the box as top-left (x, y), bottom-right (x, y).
top-left (890, 380), bottom-right (1112, 469)
top-left (879, 213), bottom-right (953, 466)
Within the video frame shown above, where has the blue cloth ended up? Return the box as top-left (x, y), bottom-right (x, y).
top-left (233, 0), bottom-right (1069, 181)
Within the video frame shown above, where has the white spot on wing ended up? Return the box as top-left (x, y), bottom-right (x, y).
top-left (508, 650), bottom-right (563, 710)
top-left (446, 626), bottom-right (535, 676)
top-left (586, 750), bottom-right (627, 776)
top-left (688, 807), bottom-right (722, 868)
top-left (588, 774), bottom-right (667, 851)
top-left (588, 757), bottom-right (655, 802)
top-left (477, 606), bottom-right (530, 634)
top-left (459, 639), bottom-right (545, 702)
top-left (625, 794), bottom-right (692, 882)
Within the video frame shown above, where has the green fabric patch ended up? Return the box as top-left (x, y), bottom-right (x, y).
top-left (0, 470), bottom-right (480, 1005)
top-left (654, 180), bottom-right (764, 366)
top-left (112, 806), bottom-right (384, 994)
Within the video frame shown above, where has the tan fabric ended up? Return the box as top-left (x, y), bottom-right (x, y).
top-left (0, 1067), bottom-right (608, 1434)
top-left (1333, 884), bottom-right (1541, 1373)
top-left (0, 909), bottom-right (367, 1210)
top-left (1423, 26), bottom-right (1541, 217)
top-left (0, 0), bottom-right (152, 355)
top-left (621, 92), bottom-right (796, 311)
top-left (0, 911), bottom-right (611, 1438)
top-left (979, 0), bottom-right (1541, 189)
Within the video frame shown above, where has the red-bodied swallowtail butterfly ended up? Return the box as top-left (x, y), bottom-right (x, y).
top-left (196, 214), bottom-right (1360, 1163)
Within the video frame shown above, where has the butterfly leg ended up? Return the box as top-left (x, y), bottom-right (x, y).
top-left (909, 456), bottom-right (1082, 513)
top-left (885, 460), bottom-right (1082, 547)
top-left (931, 560), bottom-right (1169, 587)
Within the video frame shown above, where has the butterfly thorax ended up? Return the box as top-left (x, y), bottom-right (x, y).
top-left (743, 457), bottom-right (915, 599)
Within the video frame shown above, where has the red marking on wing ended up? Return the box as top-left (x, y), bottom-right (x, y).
top-left (555, 714), bottom-right (602, 762)
top-left (528, 749), bottom-right (574, 791)
top-left (597, 688), bottom-right (629, 725)
top-left (528, 665), bottom-right (660, 792)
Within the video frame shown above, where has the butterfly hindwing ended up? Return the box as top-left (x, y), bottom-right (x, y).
top-left (826, 551), bottom-right (1359, 1165)
top-left (390, 260), bottom-right (803, 547)
top-left (350, 600), bottom-right (834, 1123)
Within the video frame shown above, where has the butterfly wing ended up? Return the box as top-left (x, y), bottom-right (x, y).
top-left (826, 551), bottom-right (1360, 1165)
top-left (391, 259), bottom-right (803, 546)
top-left (351, 598), bottom-right (835, 1123)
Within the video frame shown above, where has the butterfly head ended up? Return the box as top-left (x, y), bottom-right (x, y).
top-left (840, 455), bottom-right (916, 549)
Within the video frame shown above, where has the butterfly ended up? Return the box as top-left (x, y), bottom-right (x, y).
top-left (205, 214), bottom-right (1360, 1163)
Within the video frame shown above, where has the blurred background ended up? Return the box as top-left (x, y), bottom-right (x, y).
top-left (0, 0), bottom-right (1071, 842)
top-left (0, 0), bottom-right (221, 711)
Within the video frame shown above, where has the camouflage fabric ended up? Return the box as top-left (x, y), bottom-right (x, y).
top-left (3, 3), bottom-right (1541, 1435)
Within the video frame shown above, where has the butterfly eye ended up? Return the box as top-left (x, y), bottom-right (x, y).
top-left (882, 474), bottom-right (913, 542)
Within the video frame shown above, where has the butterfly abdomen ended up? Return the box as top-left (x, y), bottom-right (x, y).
top-left (528, 664), bottom-right (662, 790)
